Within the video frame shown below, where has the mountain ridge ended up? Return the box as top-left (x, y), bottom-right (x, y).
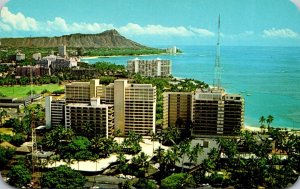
top-left (0, 29), bottom-right (147, 48)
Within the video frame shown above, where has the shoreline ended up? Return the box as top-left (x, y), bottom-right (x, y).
top-left (244, 125), bottom-right (297, 132)
top-left (79, 52), bottom-right (181, 60)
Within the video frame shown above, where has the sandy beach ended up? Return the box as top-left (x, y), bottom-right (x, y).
top-left (79, 56), bottom-right (100, 60)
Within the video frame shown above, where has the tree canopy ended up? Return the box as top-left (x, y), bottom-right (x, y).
top-left (41, 165), bottom-right (86, 189)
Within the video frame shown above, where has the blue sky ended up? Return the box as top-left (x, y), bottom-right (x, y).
top-left (1, 0), bottom-right (300, 46)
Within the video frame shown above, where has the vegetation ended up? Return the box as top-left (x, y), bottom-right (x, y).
top-left (0, 146), bottom-right (15, 169)
top-left (7, 163), bottom-right (32, 188)
top-left (193, 128), bottom-right (299, 188)
top-left (1, 51), bottom-right (298, 189)
top-left (0, 83), bottom-right (63, 98)
top-left (41, 165), bottom-right (86, 189)
top-left (83, 47), bottom-right (165, 56)
top-left (161, 173), bottom-right (196, 189)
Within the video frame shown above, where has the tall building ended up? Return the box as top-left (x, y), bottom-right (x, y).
top-left (65, 79), bottom-right (100, 103)
top-left (58, 45), bottom-right (67, 57)
top-left (127, 58), bottom-right (171, 77)
top-left (163, 92), bottom-right (193, 130)
top-left (166, 46), bottom-right (177, 54)
top-left (192, 88), bottom-right (244, 137)
top-left (65, 98), bottom-right (114, 138)
top-left (46, 79), bottom-right (156, 136)
top-left (45, 96), bottom-right (66, 128)
top-left (112, 79), bottom-right (156, 136)
top-left (162, 89), bottom-right (244, 137)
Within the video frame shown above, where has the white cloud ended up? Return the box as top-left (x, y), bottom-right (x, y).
top-left (263, 28), bottom-right (299, 38)
top-left (119, 23), bottom-right (194, 36)
top-left (0, 7), bottom-right (217, 38)
top-left (45, 17), bottom-right (114, 33)
top-left (189, 27), bottom-right (215, 37)
top-left (0, 7), bottom-right (38, 31)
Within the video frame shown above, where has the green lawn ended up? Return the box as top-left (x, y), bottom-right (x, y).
top-left (0, 127), bottom-right (14, 135)
top-left (0, 84), bottom-right (64, 98)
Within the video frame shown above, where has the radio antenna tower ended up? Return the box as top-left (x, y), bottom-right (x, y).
top-left (29, 36), bottom-right (38, 187)
top-left (213, 15), bottom-right (222, 90)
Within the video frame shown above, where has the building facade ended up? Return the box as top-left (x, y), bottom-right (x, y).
top-left (16, 53), bottom-right (25, 61)
top-left (58, 45), bottom-right (67, 57)
top-left (193, 89), bottom-right (244, 137)
top-left (163, 88), bottom-right (244, 137)
top-left (46, 79), bottom-right (156, 136)
top-left (163, 92), bottom-right (193, 130)
top-left (65, 79), bottom-right (100, 104)
top-left (45, 96), bottom-right (66, 128)
top-left (65, 98), bottom-right (114, 138)
top-left (16, 65), bottom-right (50, 77)
top-left (127, 58), bottom-right (171, 77)
top-left (37, 55), bottom-right (78, 72)
top-left (113, 79), bottom-right (156, 136)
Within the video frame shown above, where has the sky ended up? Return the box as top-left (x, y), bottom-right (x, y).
top-left (0, 0), bottom-right (300, 46)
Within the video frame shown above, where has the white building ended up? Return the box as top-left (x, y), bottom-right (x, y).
top-left (127, 58), bottom-right (171, 77)
top-left (16, 52), bottom-right (25, 61)
top-left (38, 55), bottom-right (77, 71)
top-left (32, 53), bottom-right (42, 61)
top-left (166, 46), bottom-right (177, 54)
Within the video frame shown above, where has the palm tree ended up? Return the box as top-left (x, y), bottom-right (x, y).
top-left (163, 149), bottom-right (180, 174)
top-left (116, 153), bottom-right (127, 174)
top-left (188, 143), bottom-right (202, 169)
top-left (266, 115), bottom-right (274, 132)
top-left (259, 116), bottom-right (266, 131)
top-left (260, 124), bottom-right (266, 133)
top-left (132, 152), bottom-right (150, 177)
top-left (149, 130), bottom-right (157, 155)
top-left (154, 146), bottom-right (165, 164)
top-left (178, 140), bottom-right (191, 171)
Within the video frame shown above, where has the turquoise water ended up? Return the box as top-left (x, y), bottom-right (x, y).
top-left (82, 46), bottom-right (300, 129)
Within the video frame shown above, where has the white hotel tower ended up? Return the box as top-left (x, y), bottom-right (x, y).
top-left (127, 58), bottom-right (171, 77)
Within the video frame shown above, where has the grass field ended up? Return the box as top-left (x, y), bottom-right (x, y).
top-left (0, 84), bottom-right (64, 98)
top-left (0, 127), bottom-right (14, 135)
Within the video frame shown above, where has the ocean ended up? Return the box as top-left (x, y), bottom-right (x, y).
top-left (81, 46), bottom-right (300, 129)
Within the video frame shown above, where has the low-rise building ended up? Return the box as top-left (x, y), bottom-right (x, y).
top-left (37, 55), bottom-right (78, 72)
top-left (15, 65), bottom-right (50, 77)
top-left (32, 53), bottom-right (42, 61)
top-left (16, 52), bottom-right (25, 61)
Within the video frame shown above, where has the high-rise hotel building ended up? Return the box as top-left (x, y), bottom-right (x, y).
top-left (163, 88), bottom-right (244, 137)
top-left (65, 98), bottom-right (114, 138)
top-left (105, 79), bottom-right (156, 136)
top-left (127, 58), bottom-right (171, 77)
top-left (163, 92), bottom-right (193, 131)
top-left (65, 79), bottom-right (102, 103)
top-left (46, 79), bottom-right (156, 137)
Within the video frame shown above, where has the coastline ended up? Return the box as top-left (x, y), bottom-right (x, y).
top-left (244, 125), bottom-right (297, 132)
top-left (80, 52), bottom-right (181, 60)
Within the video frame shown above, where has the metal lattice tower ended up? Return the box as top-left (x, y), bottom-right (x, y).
top-left (213, 15), bottom-right (222, 89)
top-left (31, 113), bottom-right (37, 171)
top-left (29, 36), bottom-right (39, 187)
